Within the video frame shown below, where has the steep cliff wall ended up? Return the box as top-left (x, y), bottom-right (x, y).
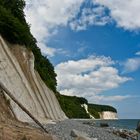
top-left (0, 36), bottom-right (67, 123)
top-left (99, 111), bottom-right (118, 120)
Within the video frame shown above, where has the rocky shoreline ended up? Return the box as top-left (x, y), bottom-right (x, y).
top-left (31, 119), bottom-right (139, 140)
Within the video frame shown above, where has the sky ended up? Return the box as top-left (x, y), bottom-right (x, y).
top-left (25, 0), bottom-right (140, 119)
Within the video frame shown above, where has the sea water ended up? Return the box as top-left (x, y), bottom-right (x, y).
top-left (95, 119), bottom-right (140, 130)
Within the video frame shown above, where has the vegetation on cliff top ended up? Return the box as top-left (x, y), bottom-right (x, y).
top-left (56, 94), bottom-right (90, 118)
top-left (57, 93), bottom-right (117, 118)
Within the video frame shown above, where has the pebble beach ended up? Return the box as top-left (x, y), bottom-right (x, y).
top-left (42, 119), bottom-right (135, 140)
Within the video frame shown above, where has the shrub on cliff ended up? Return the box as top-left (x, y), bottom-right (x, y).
top-left (56, 94), bottom-right (90, 118)
top-left (88, 104), bottom-right (117, 113)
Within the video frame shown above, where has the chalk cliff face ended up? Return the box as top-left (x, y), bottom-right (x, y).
top-left (82, 104), bottom-right (117, 119)
top-left (99, 111), bottom-right (118, 120)
top-left (0, 36), bottom-right (67, 123)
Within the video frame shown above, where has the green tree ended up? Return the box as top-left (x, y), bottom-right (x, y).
top-left (0, 0), bottom-right (25, 22)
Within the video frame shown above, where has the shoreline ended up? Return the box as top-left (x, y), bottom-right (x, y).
top-left (71, 118), bottom-right (119, 121)
top-left (31, 119), bottom-right (138, 140)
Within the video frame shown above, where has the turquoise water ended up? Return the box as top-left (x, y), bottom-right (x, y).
top-left (95, 119), bottom-right (140, 130)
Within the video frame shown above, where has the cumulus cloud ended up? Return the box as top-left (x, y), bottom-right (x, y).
top-left (25, 0), bottom-right (140, 56)
top-left (123, 57), bottom-right (140, 73)
top-left (55, 56), bottom-right (131, 102)
top-left (25, 0), bottom-right (84, 56)
top-left (94, 0), bottom-right (140, 31)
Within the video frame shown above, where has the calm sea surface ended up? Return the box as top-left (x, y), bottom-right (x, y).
top-left (94, 119), bottom-right (140, 130)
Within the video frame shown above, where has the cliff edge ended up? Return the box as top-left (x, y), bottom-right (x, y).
top-left (0, 36), bottom-right (67, 123)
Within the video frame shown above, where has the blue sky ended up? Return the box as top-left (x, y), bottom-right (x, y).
top-left (25, 0), bottom-right (140, 119)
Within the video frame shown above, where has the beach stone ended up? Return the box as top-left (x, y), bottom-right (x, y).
top-left (100, 123), bottom-right (109, 127)
top-left (71, 129), bottom-right (89, 138)
top-left (76, 136), bottom-right (91, 140)
top-left (76, 136), bottom-right (98, 140)
top-left (71, 129), bottom-right (97, 140)
top-left (44, 119), bottom-right (126, 140)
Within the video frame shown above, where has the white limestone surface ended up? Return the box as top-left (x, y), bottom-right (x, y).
top-left (0, 36), bottom-right (67, 123)
top-left (99, 111), bottom-right (118, 120)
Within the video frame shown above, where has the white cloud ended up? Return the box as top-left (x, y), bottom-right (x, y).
top-left (25, 0), bottom-right (84, 56)
top-left (38, 42), bottom-right (69, 57)
top-left (123, 57), bottom-right (140, 73)
top-left (93, 95), bottom-right (131, 102)
top-left (70, 6), bottom-right (111, 31)
top-left (55, 56), bottom-right (131, 103)
top-left (136, 51), bottom-right (140, 56)
top-left (94, 0), bottom-right (140, 31)
top-left (25, 0), bottom-right (140, 57)
top-left (25, 0), bottom-right (140, 47)
top-left (38, 42), bottom-right (57, 57)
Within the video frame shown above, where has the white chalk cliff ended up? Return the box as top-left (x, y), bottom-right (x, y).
top-left (0, 36), bottom-right (67, 123)
top-left (99, 111), bottom-right (118, 120)
top-left (81, 104), bottom-right (117, 119)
